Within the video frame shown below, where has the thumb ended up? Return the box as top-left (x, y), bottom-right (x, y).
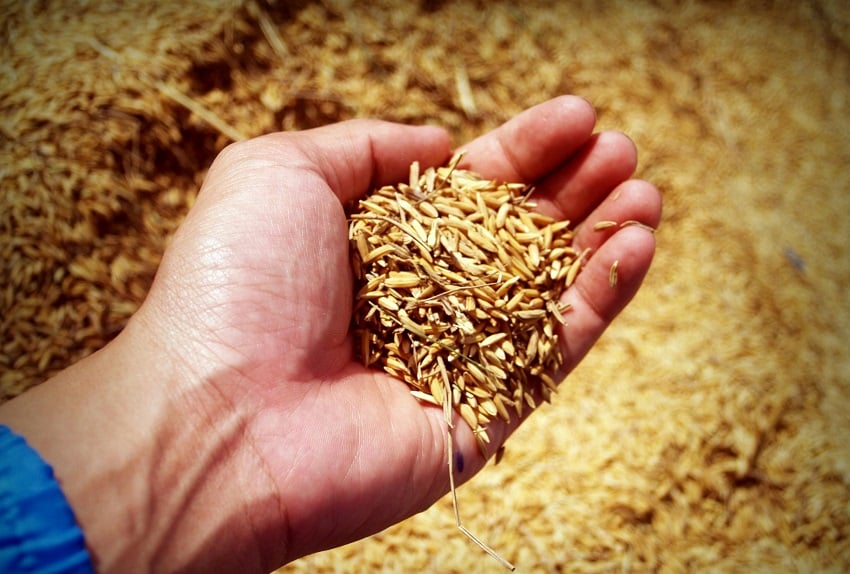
top-left (203, 119), bottom-right (453, 206)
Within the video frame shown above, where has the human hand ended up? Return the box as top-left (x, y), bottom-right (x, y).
top-left (0, 96), bottom-right (661, 572)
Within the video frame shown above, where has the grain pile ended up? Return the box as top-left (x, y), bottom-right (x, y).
top-left (2, 1), bottom-right (849, 572)
top-left (0, 0), bottom-right (240, 396)
top-left (350, 154), bottom-right (580, 454)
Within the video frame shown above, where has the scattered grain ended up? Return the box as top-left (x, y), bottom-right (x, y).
top-left (593, 220), bottom-right (619, 231)
top-left (620, 220), bottom-right (657, 233)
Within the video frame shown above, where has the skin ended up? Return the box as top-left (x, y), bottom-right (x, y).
top-left (0, 96), bottom-right (661, 573)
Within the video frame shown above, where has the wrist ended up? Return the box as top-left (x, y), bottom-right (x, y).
top-left (0, 314), bottom-right (277, 572)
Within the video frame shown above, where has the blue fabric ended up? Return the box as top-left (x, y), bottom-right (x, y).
top-left (0, 425), bottom-right (94, 574)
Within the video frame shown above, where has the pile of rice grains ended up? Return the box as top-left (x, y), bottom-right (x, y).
top-left (348, 153), bottom-right (594, 569)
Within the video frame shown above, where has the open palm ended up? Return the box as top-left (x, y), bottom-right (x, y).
top-left (136, 96), bottom-right (661, 569)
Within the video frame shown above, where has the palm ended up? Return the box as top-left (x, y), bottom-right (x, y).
top-left (140, 97), bottom-right (661, 566)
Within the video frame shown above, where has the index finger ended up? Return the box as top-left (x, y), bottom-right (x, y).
top-left (454, 95), bottom-right (597, 183)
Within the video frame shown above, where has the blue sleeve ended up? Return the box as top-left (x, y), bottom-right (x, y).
top-left (0, 425), bottom-right (95, 574)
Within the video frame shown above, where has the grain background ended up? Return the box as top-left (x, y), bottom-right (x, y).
top-left (1, 0), bottom-right (849, 572)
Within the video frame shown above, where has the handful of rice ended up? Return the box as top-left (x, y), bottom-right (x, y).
top-left (348, 153), bottom-right (588, 455)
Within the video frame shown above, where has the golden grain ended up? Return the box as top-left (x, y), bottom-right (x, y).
top-left (385, 271), bottom-right (421, 288)
top-left (593, 220), bottom-right (619, 231)
top-left (610, 260), bottom-right (619, 288)
top-left (460, 402), bottom-right (479, 429)
top-left (566, 247), bottom-right (591, 287)
top-left (620, 219), bottom-right (657, 233)
top-left (480, 332), bottom-right (508, 347)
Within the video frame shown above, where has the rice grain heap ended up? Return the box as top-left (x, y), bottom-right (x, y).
top-left (349, 154), bottom-right (588, 454)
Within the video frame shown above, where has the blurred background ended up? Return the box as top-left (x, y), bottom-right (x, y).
top-left (2, 1), bottom-right (848, 571)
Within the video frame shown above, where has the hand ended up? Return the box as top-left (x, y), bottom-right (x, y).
top-left (0, 96), bottom-right (661, 572)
